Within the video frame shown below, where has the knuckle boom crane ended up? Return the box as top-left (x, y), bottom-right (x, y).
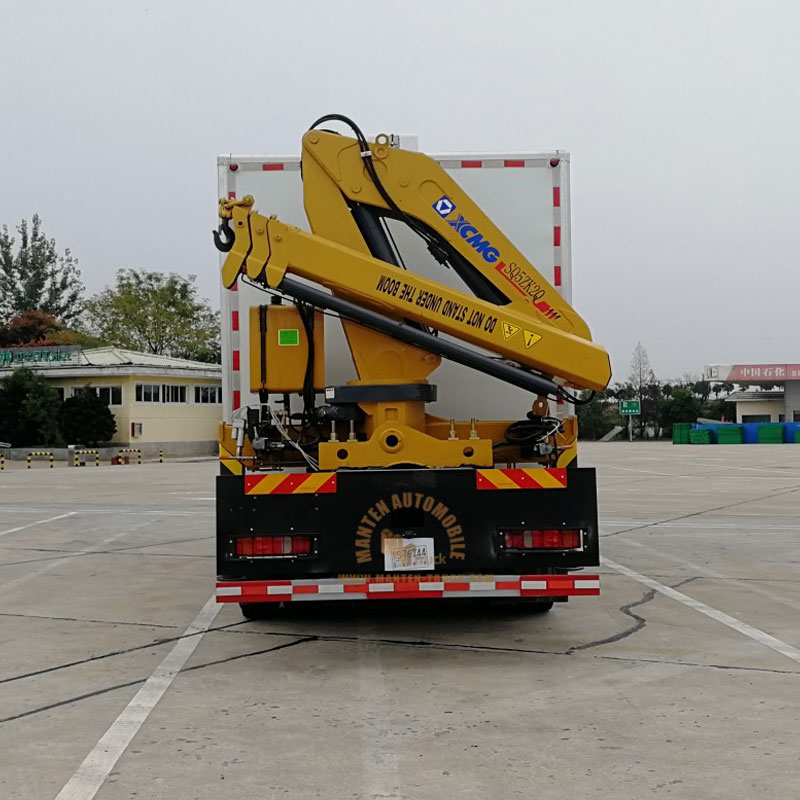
top-left (215, 115), bottom-right (611, 615)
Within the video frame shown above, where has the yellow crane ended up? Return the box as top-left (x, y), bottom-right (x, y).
top-left (214, 115), bottom-right (609, 616)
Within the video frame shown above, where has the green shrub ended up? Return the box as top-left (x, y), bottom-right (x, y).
top-left (58, 389), bottom-right (116, 446)
top-left (0, 367), bottom-right (61, 446)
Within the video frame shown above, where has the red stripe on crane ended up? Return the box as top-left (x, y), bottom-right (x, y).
top-left (262, 163), bottom-right (284, 171)
top-left (461, 160), bottom-right (482, 168)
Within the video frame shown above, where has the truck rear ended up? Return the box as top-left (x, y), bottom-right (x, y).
top-left (215, 130), bottom-right (601, 614)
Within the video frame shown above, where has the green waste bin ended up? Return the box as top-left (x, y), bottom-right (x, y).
top-left (672, 422), bottom-right (691, 445)
top-left (757, 424), bottom-right (784, 444)
top-left (689, 429), bottom-right (713, 445)
top-left (717, 425), bottom-right (744, 444)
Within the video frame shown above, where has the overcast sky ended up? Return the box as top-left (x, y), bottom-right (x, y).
top-left (2, 0), bottom-right (798, 381)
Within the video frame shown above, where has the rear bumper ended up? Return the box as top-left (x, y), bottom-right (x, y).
top-left (217, 574), bottom-right (600, 603)
top-left (217, 465), bottom-right (600, 602)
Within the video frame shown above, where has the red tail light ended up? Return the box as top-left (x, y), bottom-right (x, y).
top-left (503, 529), bottom-right (581, 550)
top-left (235, 535), bottom-right (312, 557)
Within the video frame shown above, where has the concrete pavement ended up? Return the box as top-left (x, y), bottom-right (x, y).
top-left (1, 443), bottom-right (798, 799)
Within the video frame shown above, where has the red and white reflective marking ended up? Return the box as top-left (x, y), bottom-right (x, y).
top-left (225, 174), bottom-right (241, 410)
top-left (216, 574), bottom-right (600, 603)
top-left (551, 159), bottom-right (563, 291)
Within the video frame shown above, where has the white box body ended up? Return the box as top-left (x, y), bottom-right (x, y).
top-left (218, 143), bottom-right (572, 421)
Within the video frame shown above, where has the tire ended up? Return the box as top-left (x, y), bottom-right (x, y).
top-left (239, 602), bottom-right (277, 620)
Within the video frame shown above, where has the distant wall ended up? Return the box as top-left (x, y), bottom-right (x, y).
top-left (735, 399), bottom-right (783, 423)
top-left (785, 383), bottom-right (800, 422)
top-left (50, 375), bottom-right (221, 444)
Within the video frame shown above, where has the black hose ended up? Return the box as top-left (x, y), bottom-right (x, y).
top-left (307, 114), bottom-right (455, 270)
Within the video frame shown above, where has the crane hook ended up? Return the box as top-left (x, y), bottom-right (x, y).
top-left (213, 220), bottom-right (235, 252)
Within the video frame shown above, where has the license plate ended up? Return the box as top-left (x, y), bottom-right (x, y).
top-left (383, 537), bottom-right (435, 572)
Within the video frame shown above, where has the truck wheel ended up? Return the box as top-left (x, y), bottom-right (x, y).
top-left (239, 602), bottom-right (276, 620)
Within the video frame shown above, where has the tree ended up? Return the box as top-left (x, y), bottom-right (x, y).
top-left (86, 270), bottom-right (220, 362)
top-left (0, 310), bottom-right (62, 346)
top-left (711, 381), bottom-right (734, 398)
top-left (0, 215), bottom-right (85, 325)
top-left (627, 342), bottom-right (658, 438)
top-left (692, 380), bottom-right (712, 401)
top-left (0, 310), bottom-right (104, 349)
top-left (628, 342), bottom-right (656, 398)
top-left (660, 387), bottom-right (703, 436)
top-left (641, 380), bottom-right (663, 437)
top-left (58, 390), bottom-right (117, 446)
top-left (45, 328), bottom-right (107, 349)
top-left (576, 390), bottom-right (617, 440)
top-left (0, 367), bottom-right (62, 446)
top-left (705, 397), bottom-right (736, 423)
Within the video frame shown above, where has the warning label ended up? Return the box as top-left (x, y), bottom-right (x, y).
top-left (502, 322), bottom-right (520, 340)
top-left (375, 275), bottom-right (498, 335)
top-left (524, 330), bottom-right (542, 349)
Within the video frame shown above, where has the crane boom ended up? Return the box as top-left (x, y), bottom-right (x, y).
top-left (301, 129), bottom-right (589, 338)
top-left (219, 200), bottom-right (610, 392)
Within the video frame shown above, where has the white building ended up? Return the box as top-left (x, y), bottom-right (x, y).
top-left (705, 363), bottom-right (800, 424)
top-left (1, 345), bottom-right (222, 453)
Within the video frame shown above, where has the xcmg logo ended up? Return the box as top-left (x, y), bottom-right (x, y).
top-left (447, 214), bottom-right (500, 263)
top-left (432, 196), bottom-right (455, 217)
top-left (432, 195), bottom-right (500, 263)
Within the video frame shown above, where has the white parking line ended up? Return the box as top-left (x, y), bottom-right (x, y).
top-left (616, 537), bottom-right (800, 613)
top-left (601, 556), bottom-right (800, 666)
top-left (54, 595), bottom-right (222, 800)
top-left (0, 512), bottom-right (77, 539)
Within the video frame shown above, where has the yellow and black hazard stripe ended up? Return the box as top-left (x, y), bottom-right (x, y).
top-left (475, 467), bottom-right (567, 490)
top-left (219, 443), bottom-right (244, 476)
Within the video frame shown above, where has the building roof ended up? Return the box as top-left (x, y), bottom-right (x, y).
top-left (79, 347), bottom-right (220, 371)
top-left (728, 390), bottom-right (784, 402)
top-left (1, 344), bottom-right (221, 381)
